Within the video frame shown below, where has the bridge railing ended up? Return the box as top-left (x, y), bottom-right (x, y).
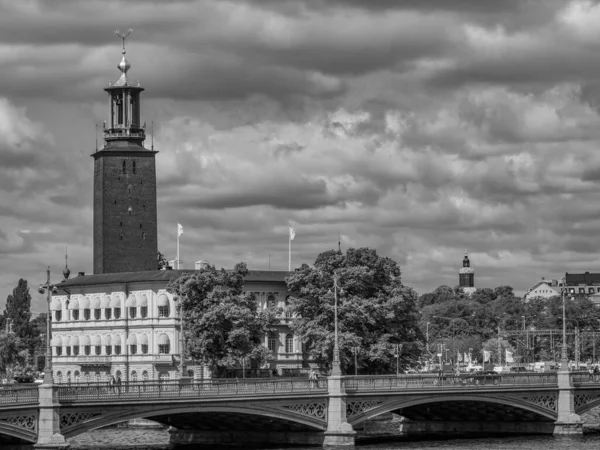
top-left (343, 373), bottom-right (558, 392)
top-left (55, 378), bottom-right (327, 402)
top-left (0, 386), bottom-right (39, 405)
top-left (570, 372), bottom-right (600, 385)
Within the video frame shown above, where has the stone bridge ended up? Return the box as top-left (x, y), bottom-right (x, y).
top-left (0, 371), bottom-right (596, 448)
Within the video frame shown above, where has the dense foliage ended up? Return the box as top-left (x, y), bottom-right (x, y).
top-left (0, 279), bottom-right (42, 378)
top-left (420, 284), bottom-right (600, 365)
top-left (167, 262), bottom-right (280, 374)
top-left (286, 248), bottom-right (424, 374)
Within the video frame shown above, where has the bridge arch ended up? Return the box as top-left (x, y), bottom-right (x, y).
top-left (349, 394), bottom-right (557, 427)
top-left (0, 421), bottom-right (37, 444)
top-left (61, 403), bottom-right (327, 438)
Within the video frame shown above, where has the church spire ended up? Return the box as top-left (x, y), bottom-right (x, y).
top-left (63, 246), bottom-right (71, 280)
top-left (103, 29), bottom-right (146, 145)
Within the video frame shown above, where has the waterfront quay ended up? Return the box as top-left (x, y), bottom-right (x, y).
top-left (2, 370), bottom-right (600, 448)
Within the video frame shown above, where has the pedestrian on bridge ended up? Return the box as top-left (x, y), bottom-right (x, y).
top-left (109, 375), bottom-right (116, 393)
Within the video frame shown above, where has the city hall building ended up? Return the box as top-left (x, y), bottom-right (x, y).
top-left (50, 38), bottom-right (304, 383)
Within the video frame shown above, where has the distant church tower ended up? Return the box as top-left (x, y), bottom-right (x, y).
top-left (459, 251), bottom-right (475, 294)
top-left (93, 31), bottom-right (158, 274)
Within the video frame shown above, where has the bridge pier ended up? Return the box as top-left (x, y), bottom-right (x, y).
top-left (34, 384), bottom-right (69, 449)
top-left (553, 371), bottom-right (582, 435)
top-left (323, 375), bottom-right (356, 448)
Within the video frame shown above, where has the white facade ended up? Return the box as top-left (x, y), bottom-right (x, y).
top-left (50, 270), bottom-right (299, 382)
top-left (524, 280), bottom-right (560, 301)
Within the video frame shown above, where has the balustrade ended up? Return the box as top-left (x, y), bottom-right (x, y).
top-left (0, 386), bottom-right (39, 404)
top-left (343, 373), bottom-right (558, 392)
top-left (55, 378), bottom-right (327, 402)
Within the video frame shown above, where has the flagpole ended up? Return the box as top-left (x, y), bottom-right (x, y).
top-left (177, 224), bottom-right (180, 270)
top-left (288, 229), bottom-right (291, 272)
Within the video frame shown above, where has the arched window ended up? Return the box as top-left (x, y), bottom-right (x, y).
top-left (285, 334), bottom-right (294, 354)
top-left (267, 294), bottom-right (275, 308)
top-left (85, 373), bottom-right (91, 383)
top-left (157, 334), bottom-right (170, 354)
top-left (56, 371), bottom-right (63, 383)
top-left (142, 370), bottom-right (149, 382)
top-left (74, 371), bottom-right (80, 383)
top-left (131, 371), bottom-right (137, 382)
top-left (157, 294), bottom-right (170, 318)
top-left (55, 310), bottom-right (62, 322)
top-left (285, 296), bottom-right (292, 318)
top-left (95, 372), bottom-right (101, 383)
top-left (159, 372), bottom-right (170, 383)
top-left (122, 160), bottom-right (126, 174)
top-left (268, 333), bottom-right (277, 353)
top-left (66, 371), bottom-right (71, 383)
top-left (94, 308), bottom-right (101, 320)
top-left (128, 334), bottom-right (137, 355)
top-left (116, 370), bottom-right (122, 382)
top-left (113, 335), bottom-right (122, 355)
top-left (139, 334), bottom-right (149, 354)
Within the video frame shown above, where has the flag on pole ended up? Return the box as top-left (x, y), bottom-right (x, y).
top-left (289, 226), bottom-right (295, 241)
top-left (178, 223), bottom-right (183, 237)
top-left (505, 349), bottom-right (514, 363)
top-left (483, 350), bottom-right (491, 362)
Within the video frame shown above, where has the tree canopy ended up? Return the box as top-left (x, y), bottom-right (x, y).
top-left (167, 262), bottom-right (280, 375)
top-left (286, 248), bottom-right (424, 374)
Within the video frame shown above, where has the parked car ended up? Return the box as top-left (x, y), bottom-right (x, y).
top-left (13, 375), bottom-right (35, 384)
top-left (509, 366), bottom-right (528, 373)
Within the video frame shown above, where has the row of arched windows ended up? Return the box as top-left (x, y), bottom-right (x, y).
top-left (55, 370), bottom-right (151, 383)
top-left (52, 334), bottom-right (170, 356)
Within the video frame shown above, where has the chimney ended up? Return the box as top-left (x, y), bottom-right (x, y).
top-left (78, 272), bottom-right (85, 277)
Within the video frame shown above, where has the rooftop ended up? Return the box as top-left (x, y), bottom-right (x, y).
top-left (58, 269), bottom-right (292, 288)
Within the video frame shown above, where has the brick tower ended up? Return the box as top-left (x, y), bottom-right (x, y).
top-left (93, 31), bottom-right (158, 274)
top-left (459, 251), bottom-right (475, 294)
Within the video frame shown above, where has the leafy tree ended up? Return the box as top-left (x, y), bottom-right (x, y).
top-left (3, 279), bottom-right (33, 340)
top-left (286, 247), bottom-right (423, 374)
top-left (0, 332), bottom-right (28, 377)
top-left (167, 262), bottom-right (280, 374)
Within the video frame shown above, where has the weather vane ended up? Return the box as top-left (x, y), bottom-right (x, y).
top-left (114, 28), bottom-right (133, 52)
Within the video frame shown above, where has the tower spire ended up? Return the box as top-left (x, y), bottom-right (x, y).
top-left (63, 246), bottom-right (71, 280)
top-left (103, 28), bottom-right (145, 144)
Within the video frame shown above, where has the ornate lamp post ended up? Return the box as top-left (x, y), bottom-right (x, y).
top-left (38, 267), bottom-right (58, 385)
top-left (561, 278), bottom-right (568, 371)
top-left (330, 274), bottom-right (344, 376)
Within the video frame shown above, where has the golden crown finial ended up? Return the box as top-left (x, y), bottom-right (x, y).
top-left (115, 28), bottom-right (133, 54)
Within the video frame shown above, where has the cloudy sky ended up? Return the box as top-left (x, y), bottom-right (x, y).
top-left (2, 0), bottom-right (600, 312)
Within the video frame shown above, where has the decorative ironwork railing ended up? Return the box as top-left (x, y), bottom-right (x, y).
top-left (343, 373), bottom-right (558, 392)
top-left (570, 371), bottom-right (600, 385)
top-left (56, 378), bottom-right (327, 402)
top-left (0, 386), bottom-right (39, 404)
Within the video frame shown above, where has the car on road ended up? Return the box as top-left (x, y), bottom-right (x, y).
top-left (465, 370), bottom-right (501, 385)
top-left (509, 366), bottom-right (528, 373)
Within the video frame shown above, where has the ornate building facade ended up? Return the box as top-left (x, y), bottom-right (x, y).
top-left (52, 270), bottom-right (301, 383)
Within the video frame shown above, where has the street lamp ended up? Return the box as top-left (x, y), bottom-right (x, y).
top-left (426, 322), bottom-right (430, 353)
top-left (561, 278), bottom-right (568, 371)
top-left (38, 267), bottom-right (59, 385)
top-left (330, 274), bottom-right (344, 376)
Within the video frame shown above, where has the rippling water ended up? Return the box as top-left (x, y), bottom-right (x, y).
top-left (66, 428), bottom-right (600, 450)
